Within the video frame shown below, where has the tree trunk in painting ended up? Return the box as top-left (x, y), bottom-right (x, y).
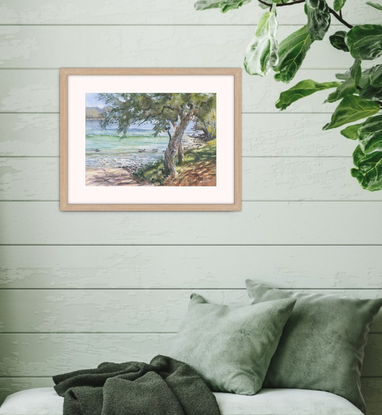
top-left (178, 140), bottom-right (184, 164)
top-left (163, 114), bottom-right (191, 177)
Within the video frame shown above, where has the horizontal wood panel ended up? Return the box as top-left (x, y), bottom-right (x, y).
top-left (0, 158), bottom-right (57, 200)
top-left (1, 377), bottom-right (381, 415)
top-left (1, 202), bottom-right (382, 245)
top-left (0, 26), bottom-right (356, 69)
top-left (0, 114), bottom-right (57, 156)
top-left (244, 157), bottom-right (372, 201)
top-left (0, 334), bottom-right (172, 376)
top-left (0, 332), bottom-right (381, 377)
top-left (0, 289), bottom-right (381, 333)
top-left (1, 245), bottom-right (382, 289)
top-left (0, 0), bottom-right (377, 25)
top-left (0, 70), bottom-right (58, 113)
top-left (0, 69), bottom-right (347, 114)
top-left (242, 114), bottom-right (355, 157)
top-left (0, 113), bottom-right (356, 157)
top-left (362, 378), bottom-right (382, 415)
top-left (2, 157), bottom-right (380, 202)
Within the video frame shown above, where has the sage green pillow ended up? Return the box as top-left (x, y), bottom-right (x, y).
top-left (246, 280), bottom-right (382, 413)
top-left (169, 293), bottom-right (296, 395)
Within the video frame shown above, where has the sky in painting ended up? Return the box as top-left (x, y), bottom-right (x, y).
top-left (86, 93), bottom-right (106, 108)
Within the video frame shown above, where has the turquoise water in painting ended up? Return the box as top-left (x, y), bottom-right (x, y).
top-left (86, 120), bottom-right (173, 169)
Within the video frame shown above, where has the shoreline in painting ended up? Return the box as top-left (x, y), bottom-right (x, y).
top-left (86, 119), bottom-right (216, 187)
top-left (86, 139), bottom-right (217, 187)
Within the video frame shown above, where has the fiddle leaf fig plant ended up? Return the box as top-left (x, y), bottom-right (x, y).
top-left (195, 0), bottom-right (382, 191)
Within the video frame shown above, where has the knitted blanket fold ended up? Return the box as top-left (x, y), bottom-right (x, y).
top-left (53, 355), bottom-right (221, 415)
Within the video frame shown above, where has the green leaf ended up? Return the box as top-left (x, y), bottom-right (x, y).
top-left (368, 65), bottom-right (382, 87)
top-left (335, 71), bottom-right (350, 81)
top-left (351, 146), bottom-right (382, 191)
top-left (276, 79), bottom-right (339, 110)
top-left (194, 0), bottom-right (252, 12)
top-left (367, 2), bottom-right (382, 11)
top-left (333, 0), bottom-right (347, 11)
top-left (340, 123), bottom-right (363, 139)
top-left (323, 95), bottom-right (380, 130)
top-left (357, 114), bottom-right (382, 154)
top-left (335, 59), bottom-right (361, 83)
top-left (325, 79), bottom-right (357, 103)
top-left (329, 31), bottom-right (349, 52)
top-left (359, 65), bottom-right (382, 100)
top-left (359, 65), bottom-right (382, 88)
top-left (305, 0), bottom-right (331, 41)
top-left (274, 26), bottom-right (313, 83)
top-left (346, 25), bottom-right (382, 60)
top-left (350, 59), bottom-right (362, 85)
top-left (244, 8), bottom-right (279, 76)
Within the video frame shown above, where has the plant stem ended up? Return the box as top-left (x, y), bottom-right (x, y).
top-left (257, 1), bottom-right (354, 29)
top-left (328, 7), bottom-right (353, 29)
top-left (258, 0), bottom-right (305, 7)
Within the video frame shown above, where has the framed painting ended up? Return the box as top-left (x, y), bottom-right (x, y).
top-left (60, 68), bottom-right (241, 211)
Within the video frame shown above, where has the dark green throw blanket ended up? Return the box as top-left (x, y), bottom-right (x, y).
top-left (53, 355), bottom-right (221, 415)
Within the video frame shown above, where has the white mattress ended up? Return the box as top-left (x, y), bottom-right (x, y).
top-left (0, 387), bottom-right (363, 415)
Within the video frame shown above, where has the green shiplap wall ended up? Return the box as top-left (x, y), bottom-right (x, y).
top-left (0, 1), bottom-right (382, 413)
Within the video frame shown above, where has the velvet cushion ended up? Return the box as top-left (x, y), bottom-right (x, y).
top-left (246, 280), bottom-right (382, 413)
top-left (169, 293), bottom-right (296, 395)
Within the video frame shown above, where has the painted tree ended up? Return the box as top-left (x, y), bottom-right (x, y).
top-left (193, 108), bottom-right (217, 141)
top-left (98, 93), bottom-right (216, 177)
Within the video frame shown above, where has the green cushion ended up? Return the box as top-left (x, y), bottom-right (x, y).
top-left (169, 293), bottom-right (296, 395)
top-left (246, 280), bottom-right (382, 413)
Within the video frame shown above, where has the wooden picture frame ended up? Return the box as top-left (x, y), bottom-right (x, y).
top-left (60, 68), bottom-right (241, 211)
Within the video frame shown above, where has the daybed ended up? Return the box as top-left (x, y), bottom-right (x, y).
top-left (0, 387), bottom-right (363, 415)
top-left (1, 281), bottom-right (378, 415)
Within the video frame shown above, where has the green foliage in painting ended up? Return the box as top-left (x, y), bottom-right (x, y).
top-left (98, 93), bottom-right (215, 136)
top-left (98, 93), bottom-right (216, 178)
top-left (194, 108), bottom-right (217, 140)
top-left (195, 0), bottom-right (382, 191)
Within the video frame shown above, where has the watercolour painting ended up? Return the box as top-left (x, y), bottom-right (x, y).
top-left (85, 93), bottom-right (217, 187)
top-left (60, 68), bottom-right (241, 211)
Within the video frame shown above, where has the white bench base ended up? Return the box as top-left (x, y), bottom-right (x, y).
top-left (0, 387), bottom-right (363, 415)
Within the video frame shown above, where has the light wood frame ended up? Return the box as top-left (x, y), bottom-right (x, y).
top-left (60, 68), bottom-right (241, 211)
